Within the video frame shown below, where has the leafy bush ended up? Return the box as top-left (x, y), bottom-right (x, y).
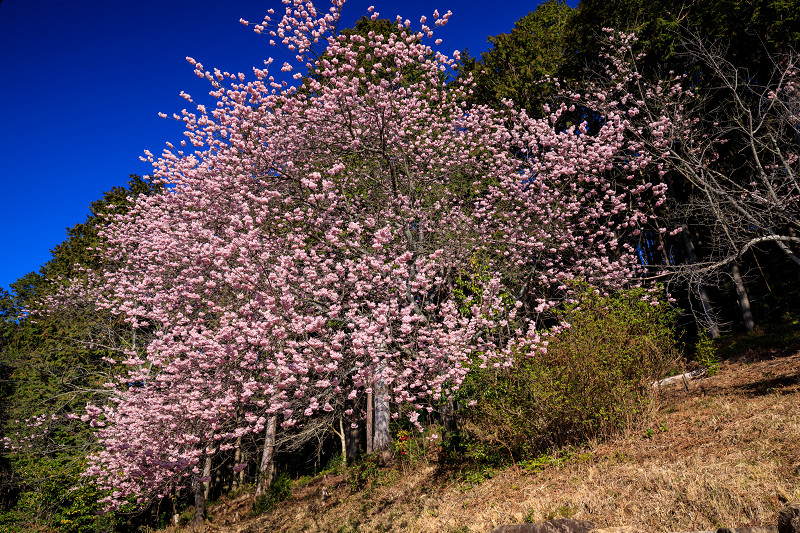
top-left (53, 481), bottom-right (117, 533)
top-left (694, 329), bottom-right (720, 375)
top-left (0, 455), bottom-right (115, 533)
top-left (460, 285), bottom-right (680, 459)
top-left (251, 473), bottom-right (292, 516)
top-left (346, 455), bottom-right (379, 493)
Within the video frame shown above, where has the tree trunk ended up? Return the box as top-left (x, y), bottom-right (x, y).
top-left (255, 415), bottom-right (277, 497)
top-left (202, 454), bottom-right (212, 501)
top-left (337, 417), bottom-right (347, 462)
top-left (365, 390), bottom-right (373, 454)
top-left (658, 233), bottom-right (674, 266)
top-left (191, 474), bottom-right (207, 528)
top-left (172, 492), bottom-right (181, 526)
top-left (232, 435), bottom-right (243, 491)
top-left (346, 412), bottom-right (360, 462)
top-left (372, 367), bottom-right (392, 464)
top-left (697, 284), bottom-right (720, 338)
top-left (681, 225), bottom-right (721, 338)
top-left (784, 228), bottom-right (800, 283)
top-left (442, 398), bottom-right (457, 434)
top-left (731, 262), bottom-right (755, 332)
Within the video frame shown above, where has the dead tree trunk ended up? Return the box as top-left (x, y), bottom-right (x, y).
top-left (441, 398), bottom-right (457, 434)
top-left (731, 262), bottom-right (755, 332)
top-left (334, 417), bottom-right (347, 462)
top-left (681, 225), bottom-right (721, 338)
top-left (172, 491), bottom-right (181, 526)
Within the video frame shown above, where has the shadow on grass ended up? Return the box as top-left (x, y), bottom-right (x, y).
top-left (737, 374), bottom-right (800, 396)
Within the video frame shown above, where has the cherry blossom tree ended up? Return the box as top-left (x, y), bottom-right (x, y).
top-left (67, 2), bottom-right (671, 519)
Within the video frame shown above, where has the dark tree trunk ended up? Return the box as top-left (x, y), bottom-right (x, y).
top-left (191, 475), bottom-right (206, 528)
top-left (346, 412), bottom-right (360, 461)
top-left (441, 398), bottom-right (457, 434)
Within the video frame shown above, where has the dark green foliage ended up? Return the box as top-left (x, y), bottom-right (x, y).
top-left (0, 175), bottom-right (162, 531)
top-left (459, 285), bottom-right (680, 460)
top-left (459, 0), bottom-right (574, 116)
top-left (716, 311), bottom-right (800, 361)
top-left (0, 458), bottom-right (116, 533)
top-left (52, 477), bottom-right (117, 533)
top-left (464, 0), bottom-right (799, 119)
top-left (251, 473), bottom-right (292, 516)
top-left (563, 0), bottom-right (800, 82)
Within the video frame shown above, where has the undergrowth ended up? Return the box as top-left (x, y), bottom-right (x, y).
top-left (456, 285), bottom-right (681, 462)
top-left (251, 473), bottom-right (292, 516)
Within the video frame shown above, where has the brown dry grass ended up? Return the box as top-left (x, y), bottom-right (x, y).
top-left (190, 350), bottom-right (800, 533)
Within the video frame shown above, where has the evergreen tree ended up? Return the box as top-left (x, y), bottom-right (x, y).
top-left (0, 175), bottom-right (161, 531)
top-left (458, 0), bottom-right (574, 116)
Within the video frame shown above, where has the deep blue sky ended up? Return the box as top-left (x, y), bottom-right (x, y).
top-left (0, 0), bottom-right (576, 292)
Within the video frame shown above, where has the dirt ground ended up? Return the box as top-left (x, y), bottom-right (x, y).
top-left (188, 348), bottom-right (800, 533)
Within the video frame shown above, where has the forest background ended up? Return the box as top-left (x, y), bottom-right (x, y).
top-left (1, 0), bottom-right (800, 531)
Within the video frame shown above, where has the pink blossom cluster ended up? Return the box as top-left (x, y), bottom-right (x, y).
top-left (69, 2), bottom-right (670, 509)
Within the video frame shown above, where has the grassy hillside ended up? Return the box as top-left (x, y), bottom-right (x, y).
top-left (164, 341), bottom-right (800, 533)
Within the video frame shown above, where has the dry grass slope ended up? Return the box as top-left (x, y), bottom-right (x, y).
top-left (179, 350), bottom-right (800, 533)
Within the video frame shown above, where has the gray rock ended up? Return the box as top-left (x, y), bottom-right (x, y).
top-left (778, 503), bottom-right (800, 533)
top-left (590, 526), bottom-right (648, 533)
top-left (717, 527), bottom-right (778, 533)
top-left (492, 518), bottom-right (596, 533)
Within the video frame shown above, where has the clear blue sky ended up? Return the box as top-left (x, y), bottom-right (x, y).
top-left (0, 0), bottom-right (576, 292)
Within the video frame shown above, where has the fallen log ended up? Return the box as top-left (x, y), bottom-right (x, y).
top-left (652, 369), bottom-right (706, 390)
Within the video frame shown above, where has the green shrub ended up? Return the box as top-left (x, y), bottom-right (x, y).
top-left (251, 473), bottom-right (292, 516)
top-left (460, 284), bottom-right (680, 459)
top-left (53, 481), bottom-right (116, 533)
top-left (346, 454), bottom-right (379, 493)
top-left (694, 329), bottom-right (720, 375)
top-left (1, 455), bottom-right (116, 533)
